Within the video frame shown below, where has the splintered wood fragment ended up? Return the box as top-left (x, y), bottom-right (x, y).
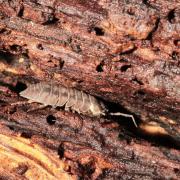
top-left (0, 126), bottom-right (74, 180)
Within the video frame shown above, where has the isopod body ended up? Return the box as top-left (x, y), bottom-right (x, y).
top-left (20, 82), bottom-right (137, 127)
top-left (20, 82), bottom-right (106, 117)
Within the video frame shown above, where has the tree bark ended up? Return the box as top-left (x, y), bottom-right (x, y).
top-left (0, 0), bottom-right (179, 179)
top-left (0, 82), bottom-right (179, 179)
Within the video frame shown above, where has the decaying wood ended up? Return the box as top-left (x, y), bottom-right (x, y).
top-left (0, 0), bottom-right (179, 139)
top-left (0, 0), bottom-right (179, 179)
top-left (0, 124), bottom-right (73, 179)
top-left (0, 85), bottom-right (179, 179)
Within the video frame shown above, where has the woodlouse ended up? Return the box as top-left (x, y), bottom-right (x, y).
top-left (19, 82), bottom-right (137, 127)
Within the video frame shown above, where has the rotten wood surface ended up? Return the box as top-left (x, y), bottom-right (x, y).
top-left (0, 124), bottom-right (73, 179)
top-left (0, 79), bottom-right (180, 179)
top-left (0, 0), bottom-right (179, 179)
top-left (0, 0), bottom-right (179, 139)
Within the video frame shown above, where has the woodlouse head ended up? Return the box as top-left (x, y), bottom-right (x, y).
top-left (89, 101), bottom-right (107, 117)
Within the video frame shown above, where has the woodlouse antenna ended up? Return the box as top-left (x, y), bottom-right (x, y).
top-left (109, 112), bottom-right (138, 127)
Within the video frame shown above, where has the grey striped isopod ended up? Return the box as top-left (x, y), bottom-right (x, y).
top-left (19, 82), bottom-right (137, 127)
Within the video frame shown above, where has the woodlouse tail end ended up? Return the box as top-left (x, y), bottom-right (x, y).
top-left (19, 89), bottom-right (29, 99)
top-left (19, 89), bottom-right (26, 96)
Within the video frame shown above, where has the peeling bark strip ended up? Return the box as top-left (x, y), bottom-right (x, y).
top-left (0, 0), bottom-right (179, 179)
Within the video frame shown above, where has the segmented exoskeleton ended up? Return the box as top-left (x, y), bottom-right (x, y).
top-left (20, 82), bottom-right (137, 127)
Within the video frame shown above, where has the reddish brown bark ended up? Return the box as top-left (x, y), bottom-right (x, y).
top-left (0, 0), bottom-right (179, 179)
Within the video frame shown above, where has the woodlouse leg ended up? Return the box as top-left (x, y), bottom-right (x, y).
top-left (64, 105), bottom-right (70, 111)
top-left (6, 100), bottom-right (33, 121)
top-left (10, 100), bottom-right (33, 106)
top-left (27, 104), bottom-right (47, 112)
top-left (74, 114), bottom-right (84, 133)
top-left (10, 100), bottom-right (47, 112)
top-left (79, 115), bottom-right (84, 132)
top-left (109, 112), bottom-right (138, 127)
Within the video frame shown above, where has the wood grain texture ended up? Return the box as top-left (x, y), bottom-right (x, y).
top-left (0, 90), bottom-right (179, 179)
top-left (0, 0), bottom-right (179, 179)
top-left (0, 0), bottom-right (179, 139)
top-left (0, 125), bottom-right (74, 179)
